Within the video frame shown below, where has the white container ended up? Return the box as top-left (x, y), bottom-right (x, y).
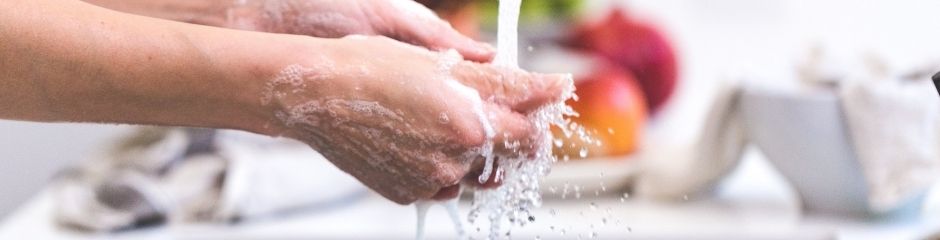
top-left (740, 86), bottom-right (925, 218)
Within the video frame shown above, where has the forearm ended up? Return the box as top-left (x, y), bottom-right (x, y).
top-left (82, 0), bottom-right (232, 26)
top-left (0, 0), bottom-right (301, 134)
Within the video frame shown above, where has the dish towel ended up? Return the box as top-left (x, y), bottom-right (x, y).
top-left (636, 80), bottom-right (748, 199)
top-left (53, 128), bottom-right (366, 231)
top-left (840, 77), bottom-right (940, 212)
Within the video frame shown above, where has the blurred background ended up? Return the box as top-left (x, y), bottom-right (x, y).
top-left (3, 0), bottom-right (940, 239)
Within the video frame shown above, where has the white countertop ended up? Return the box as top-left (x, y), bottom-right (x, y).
top-left (3, 150), bottom-right (938, 240)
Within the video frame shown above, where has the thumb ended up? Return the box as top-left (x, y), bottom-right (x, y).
top-left (417, 24), bottom-right (495, 63)
top-left (452, 62), bottom-right (572, 113)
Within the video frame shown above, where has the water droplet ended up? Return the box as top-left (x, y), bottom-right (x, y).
top-left (590, 202), bottom-right (597, 210)
top-left (608, 128), bottom-right (615, 134)
top-left (549, 209), bottom-right (557, 216)
top-left (683, 195), bottom-right (689, 201)
top-left (438, 112), bottom-right (450, 124)
top-left (623, 193), bottom-right (630, 199)
top-left (579, 148), bottom-right (588, 158)
top-left (535, 236), bottom-right (541, 240)
top-left (591, 232), bottom-right (598, 239)
top-left (527, 45), bottom-right (535, 52)
top-left (553, 139), bottom-right (563, 147)
top-left (601, 218), bottom-right (608, 225)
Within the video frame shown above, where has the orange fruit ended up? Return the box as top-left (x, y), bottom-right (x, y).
top-left (554, 62), bottom-right (647, 159)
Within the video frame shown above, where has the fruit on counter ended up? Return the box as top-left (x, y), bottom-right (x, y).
top-left (554, 62), bottom-right (648, 159)
top-left (566, 8), bottom-right (678, 114)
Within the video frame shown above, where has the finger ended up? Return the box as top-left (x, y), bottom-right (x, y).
top-left (431, 184), bottom-right (462, 200)
top-left (453, 63), bottom-right (572, 113)
top-left (487, 103), bottom-right (537, 156)
top-left (419, 26), bottom-right (495, 63)
top-left (383, 1), bottom-right (495, 62)
top-left (510, 73), bottom-right (572, 113)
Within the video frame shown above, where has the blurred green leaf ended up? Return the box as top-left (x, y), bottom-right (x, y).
top-left (479, 0), bottom-right (583, 26)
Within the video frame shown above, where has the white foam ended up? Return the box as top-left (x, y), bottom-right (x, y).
top-left (443, 79), bottom-right (497, 184)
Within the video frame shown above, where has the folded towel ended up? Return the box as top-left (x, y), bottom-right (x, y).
top-left (53, 127), bottom-right (366, 231)
top-left (840, 77), bottom-right (940, 212)
top-left (636, 80), bottom-right (748, 200)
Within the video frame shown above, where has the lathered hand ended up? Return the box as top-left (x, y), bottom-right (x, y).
top-left (265, 36), bottom-right (566, 204)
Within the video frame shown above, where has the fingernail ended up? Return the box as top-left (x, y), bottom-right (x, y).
top-left (474, 42), bottom-right (496, 56)
top-left (542, 73), bottom-right (572, 91)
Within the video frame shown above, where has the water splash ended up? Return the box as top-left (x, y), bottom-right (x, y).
top-left (414, 190), bottom-right (466, 240)
top-left (466, 0), bottom-right (580, 239)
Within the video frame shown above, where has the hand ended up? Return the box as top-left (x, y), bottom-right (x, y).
top-left (227, 0), bottom-right (494, 62)
top-left (263, 36), bottom-right (567, 204)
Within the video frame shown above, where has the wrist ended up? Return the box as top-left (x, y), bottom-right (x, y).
top-left (201, 30), bottom-right (335, 137)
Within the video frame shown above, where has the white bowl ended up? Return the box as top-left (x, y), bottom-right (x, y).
top-left (740, 86), bottom-right (925, 218)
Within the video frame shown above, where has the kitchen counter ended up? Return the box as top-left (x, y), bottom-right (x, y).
top-left (3, 150), bottom-right (938, 240)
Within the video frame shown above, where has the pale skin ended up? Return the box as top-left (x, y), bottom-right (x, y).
top-left (0, 0), bottom-right (566, 204)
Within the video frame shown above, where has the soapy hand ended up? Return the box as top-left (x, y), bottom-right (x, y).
top-left (265, 36), bottom-right (567, 204)
top-left (227, 0), bottom-right (494, 62)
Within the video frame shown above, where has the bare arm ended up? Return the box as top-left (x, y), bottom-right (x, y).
top-left (81, 0), bottom-right (231, 26)
top-left (0, 0), bottom-right (567, 204)
top-left (82, 0), bottom-right (496, 61)
top-left (0, 0), bottom-right (291, 133)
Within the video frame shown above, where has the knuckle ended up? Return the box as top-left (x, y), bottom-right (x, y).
top-left (424, 153), bottom-right (466, 186)
top-left (454, 119), bottom-right (486, 148)
top-left (432, 163), bottom-right (464, 186)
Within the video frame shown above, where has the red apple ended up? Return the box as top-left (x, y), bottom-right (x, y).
top-left (566, 9), bottom-right (678, 114)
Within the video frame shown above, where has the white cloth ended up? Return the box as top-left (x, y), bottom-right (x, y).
top-left (636, 81), bottom-right (747, 199)
top-left (840, 78), bottom-right (940, 212)
top-left (53, 128), bottom-right (366, 231)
